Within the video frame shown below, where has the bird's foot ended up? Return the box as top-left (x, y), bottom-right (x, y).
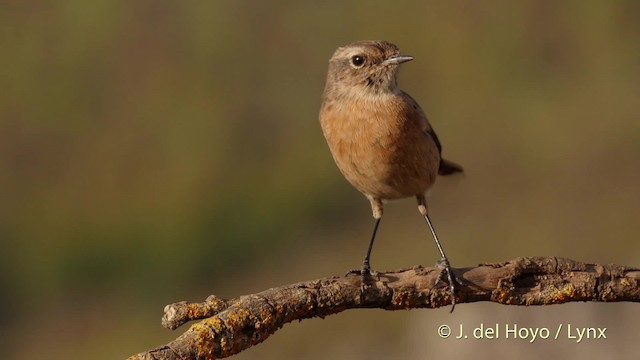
top-left (347, 263), bottom-right (379, 303)
top-left (434, 257), bottom-right (462, 312)
top-left (346, 263), bottom-right (379, 280)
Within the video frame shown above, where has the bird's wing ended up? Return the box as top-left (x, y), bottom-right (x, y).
top-left (402, 91), bottom-right (463, 175)
top-left (425, 124), bottom-right (463, 175)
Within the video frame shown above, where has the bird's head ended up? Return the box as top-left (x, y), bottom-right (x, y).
top-left (324, 40), bottom-right (413, 99)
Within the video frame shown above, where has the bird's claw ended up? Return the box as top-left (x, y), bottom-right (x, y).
top-left (434, 257), bottom-right (461, 312)
top-left (346, 263), bottom-right (379, 280)
top-left (347, 263), bottom-right (380, 304)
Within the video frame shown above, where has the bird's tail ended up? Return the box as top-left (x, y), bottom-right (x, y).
top-left (438, 158), bottom-right (464, 176)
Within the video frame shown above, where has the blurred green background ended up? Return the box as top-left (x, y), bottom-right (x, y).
top-left (1, 1), bottom-right (639, 359)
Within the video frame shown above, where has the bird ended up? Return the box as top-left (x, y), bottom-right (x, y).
top-left (319, 40), bottom-right (463, 310)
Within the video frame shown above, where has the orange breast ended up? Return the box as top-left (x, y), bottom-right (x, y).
top-left (320, 96), bottom-right (440, 200)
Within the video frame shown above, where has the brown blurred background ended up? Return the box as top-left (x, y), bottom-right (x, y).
top-left (1, 1), bottom-right (639, 359)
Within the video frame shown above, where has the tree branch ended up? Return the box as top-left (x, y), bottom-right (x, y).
top-left (129, 257), bottom-right (640, 359)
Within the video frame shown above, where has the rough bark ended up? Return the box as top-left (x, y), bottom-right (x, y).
top-left (129, 257), bottom-right (640, 360)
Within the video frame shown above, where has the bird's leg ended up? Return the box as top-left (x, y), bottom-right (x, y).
top-left (417, 195), bottom-right (459, 312)
top-left (361, 217), bottom-right (381, 277)
top-left (346, 216), bottom-right (381, 304)
top-left (348, 197), bottom-right (383, 286)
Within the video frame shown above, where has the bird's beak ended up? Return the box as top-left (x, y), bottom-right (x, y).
top-left (382, 54), bottom-right (414, 65)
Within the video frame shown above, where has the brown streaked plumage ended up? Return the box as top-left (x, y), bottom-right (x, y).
top-left (319, 40), bottom-right (463, 311)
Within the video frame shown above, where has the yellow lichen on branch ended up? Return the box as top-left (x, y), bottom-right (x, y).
top-left (130, 257), bottom-right (640, 360)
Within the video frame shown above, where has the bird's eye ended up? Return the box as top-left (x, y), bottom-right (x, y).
top-left (351, 55), bottom-right (365, 68)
